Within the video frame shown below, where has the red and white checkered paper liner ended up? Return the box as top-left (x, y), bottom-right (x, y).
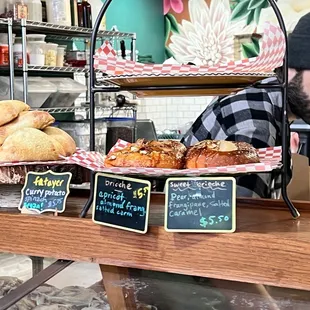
top-left (0, 149), bottom-right (105, 171)
top-left (87, 139), bottom-right (282, 177)
top-left (94, 22), bottom-right (285, 77)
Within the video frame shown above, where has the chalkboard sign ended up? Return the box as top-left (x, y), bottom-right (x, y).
top-left (92, 173), bottom-right (151, 234)
top-left (19, 170), bottom-right (72, 214)
top-left (165, 177), bottom-right (236, 233)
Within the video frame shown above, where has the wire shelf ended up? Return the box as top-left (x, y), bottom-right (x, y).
top-left (13, 20), bottom-right (136, 39)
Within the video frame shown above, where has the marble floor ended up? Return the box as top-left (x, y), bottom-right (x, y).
top-left (0, 253), bottom-right (102, 288)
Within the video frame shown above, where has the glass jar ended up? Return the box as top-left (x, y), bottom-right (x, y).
top-left (106, 117), bottom-right (136, 154)
top-left (45, 43), bottom-right (58, 66)
top-left (46, 0), bottom-right (71, 26)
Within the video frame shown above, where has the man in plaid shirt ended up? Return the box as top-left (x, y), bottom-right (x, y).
top-left (182, 13), bottom-right (310, 198)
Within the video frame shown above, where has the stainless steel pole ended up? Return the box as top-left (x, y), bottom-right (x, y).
top-left (21, 18), bottom-right (28, 104)
top-left (7, 18), bottom-right (14, 100)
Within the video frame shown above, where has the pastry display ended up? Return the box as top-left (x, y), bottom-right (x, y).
top-left (185, 140), bottom-right (260, 168)
top-left (0, 100), bottom-right (30, 126)
top-left (105, 139), bottom-right (260, 169)
top-left (105, 139), bottom-right (187, 169)
top-left (0, 100), bottom-right (76, 163)
top-left (0, 111), bottom-right (55, 145)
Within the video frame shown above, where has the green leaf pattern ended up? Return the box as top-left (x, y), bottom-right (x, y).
top-left (166, 13), bottom-right (180, 34)
top-left (241, 36), bottom-right (261, 58)
top-left (165, 15), bottom-right (171, 44)
top-left (230, 0), bottom-right (269, 25)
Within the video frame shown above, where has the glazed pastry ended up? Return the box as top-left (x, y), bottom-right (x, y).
top-left (0, 128), bottom-right (62, 162)
top-left (105, 139), bottom-right (187, 169)
top-left (0, 111), bottom-right (55, 145)
top-left (0, 100), bottom-right (30, 126)
top-left (185, 140), bottom-right (260, 168)
top-left (43, 126), bottom-right (76, 156)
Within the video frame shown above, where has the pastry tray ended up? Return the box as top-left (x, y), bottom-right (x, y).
top-left (94, 22), bottom-right (285, 98)
top-left (68, 139), bottom-right (282, 177)
top-left (0, 149), bottom-right (97, 185)
top-left (97, 73), bottom-right (275, 97)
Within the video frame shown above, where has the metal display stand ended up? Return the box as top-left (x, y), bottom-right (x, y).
top-left (0, 0), bottom-right (300, 309)
top-left (80, 0), bottom-right (299, 219)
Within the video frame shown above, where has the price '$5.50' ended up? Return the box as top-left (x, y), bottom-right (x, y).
top-left (200, 215), bottom-right (230, 227)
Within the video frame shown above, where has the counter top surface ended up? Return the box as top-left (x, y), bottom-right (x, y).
top-left (1, 193), bottom-right (310, 291)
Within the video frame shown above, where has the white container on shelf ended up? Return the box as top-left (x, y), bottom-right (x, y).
top-left (0, 2), bottom-right (5, 16)
top-left (27, 0), bottom-right (42, 21)
top-left (46, 0), bottom-right (71, 26)
top-left (45, 43), bottom-right (58, 66)
top-left (27, 34), bottom-right (46, 66)
top-left (56, 46), bottom-right (65, 67)
top-left (26, 34), bottom-right (46, 41)
top-left (0, 33), bottom-right (16, 45)
top-left (0, 76), bottom-right (57, 108)
top-left (42, 77), bottom-right (87, 108)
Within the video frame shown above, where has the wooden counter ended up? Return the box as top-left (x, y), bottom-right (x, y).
top-left (0, 194), bottom-right (310, 292)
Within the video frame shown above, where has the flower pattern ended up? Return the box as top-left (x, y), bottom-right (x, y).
top-left (164, 0), bottom-right (184, 15)
top-left (168, 0), bottom-right (242, 66)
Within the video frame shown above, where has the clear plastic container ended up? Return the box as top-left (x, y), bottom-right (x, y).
top-left (13, 37), bottom-right (29, 67)
top-left (0, 2), bottom-right (5, 16)
top-left (106, 117), bottom-right (136, 153)
top-left (56, 46), bottom-right (65, 67)
top-left (57, 119), bottom-right (107, 154)
top-left (42, 77), bottom-right (87, 108)
top-left (46, 0), bottom-right (71, 26)
top-left (45, 43), bottom-right (58, 66)
top-left (0, 76), bottom-right (57, 108)
top-left (0, 33), bottom-right (16, 44)
top-left (27, 34), bottom-right (46, 66)
top-left (27, 0), bottom-right (42, 21)
top-left (26, 34), bottom-right (46, 41)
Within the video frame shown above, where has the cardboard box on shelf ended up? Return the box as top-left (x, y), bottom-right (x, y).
top-left (286, 154), bottom-right (310, 201)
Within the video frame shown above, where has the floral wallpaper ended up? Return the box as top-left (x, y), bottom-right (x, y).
top-left (164, 0), bottom-right (310, 64)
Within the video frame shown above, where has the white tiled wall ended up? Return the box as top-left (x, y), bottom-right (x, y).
top-left (137, 96), bottom-right (214, 131)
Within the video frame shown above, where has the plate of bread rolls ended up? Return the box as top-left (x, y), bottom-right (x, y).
top-left (0, 100), bottom-right (77, 163)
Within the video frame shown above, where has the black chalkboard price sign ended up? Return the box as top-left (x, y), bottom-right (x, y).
top-left (92, 173), bottom-right (151, 234)
top-left (19, 170), bottom-right (72, 214)
top-left (165, 177), bottom-right (236, 233)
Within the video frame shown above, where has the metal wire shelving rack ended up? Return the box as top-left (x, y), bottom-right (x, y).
top-left (1, 17), bottom-right (135, 104)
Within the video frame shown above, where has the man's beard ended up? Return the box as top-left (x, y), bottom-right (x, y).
top-left (288, 71), bottom-right (310, 124)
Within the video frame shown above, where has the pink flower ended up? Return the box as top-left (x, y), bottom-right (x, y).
top-left (164, 0), bottom-right (183, 15)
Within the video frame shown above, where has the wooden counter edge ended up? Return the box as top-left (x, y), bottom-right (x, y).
top-left (1, 204), bottom-right (310, 292)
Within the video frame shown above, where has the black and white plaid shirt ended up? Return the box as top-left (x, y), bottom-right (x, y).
top-left (181, 78), bottom-right (290, 198)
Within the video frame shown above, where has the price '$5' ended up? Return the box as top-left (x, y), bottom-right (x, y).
top-left (133, 186), bottom-right (149, 199)
top-left (200, 215), bottom-right (230, 227)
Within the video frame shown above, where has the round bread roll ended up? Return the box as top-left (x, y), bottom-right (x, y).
top-left (43, 126), bottom-right (76, 156)
top-left (105, 139), bottom-right (187, 169)
top-left (0, 100), bottom-right (30, 126)
top-left (0, 128), bottom-right (62, 162)
top-left (185, 140), bottom-right (260, 168)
